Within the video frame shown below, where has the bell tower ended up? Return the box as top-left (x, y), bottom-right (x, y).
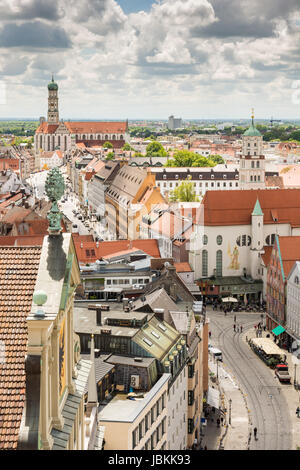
top-left (47, 75), bottom-right (59, 124)
top-left (239, 109), bottom-right (265, 190)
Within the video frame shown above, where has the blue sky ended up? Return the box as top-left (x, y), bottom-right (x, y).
top-left (117, 0), bottom-right (154, 14)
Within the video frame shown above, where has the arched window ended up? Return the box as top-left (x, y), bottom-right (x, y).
top-left (105, 135), bottom-right (108, 140)
top-left (203, 234), bottom-right (208, 246)
top-left (82, 135), bottom-right (86, 140)
top-left (97, 134), bottom-right (101, 140)
top-left (202, 250), bottom-right (208, 277)
top-left (40, 135), bottom-right (43, 148)
top-left (216, 235), bottom-right (223, 245)
top-left (58, 135), bottom-right (60, 147)
top-left (216, 250), bottom-right (222, 277)
top-left (64, 135), bottom-right (67, 150)
top-left (112, 135), bottom-right (116, 140)
top-left (48, 135), bottom-right (50, 149)
top-left (236, 235), bottom-right (251, 246)
top-left (265, 234), bottom-right (276, 246)
top-left (53, 135), bottom-right (55, 149)
top-left (120, 135), bottom-right (123, 140)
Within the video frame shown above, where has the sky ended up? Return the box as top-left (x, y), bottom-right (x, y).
top-left (0, 0), bottom-right (300, 120)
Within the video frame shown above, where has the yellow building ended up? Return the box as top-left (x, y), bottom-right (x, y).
top-left (99, 374), bottom-right (169, 450)
top-left (0, 234), bottom-right (98, 450)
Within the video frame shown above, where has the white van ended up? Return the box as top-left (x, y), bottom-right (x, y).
top-left (209, 347), bottom-right (223, 361)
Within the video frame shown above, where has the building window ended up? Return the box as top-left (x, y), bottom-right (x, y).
top-left (202, 250), bottom-right (208, 277)
top-left (216, 235), bottom-right (223, 245)
top-left (216, 250), bottom-right (222, 277)
top-left (236, 235), bottom-right (251, 247)
top-left (295, 276), bottom-right (299, 285)
top-left (266, 234), bottom-right (276, 246)
top-left (203, 235), bottom-right (208, 245)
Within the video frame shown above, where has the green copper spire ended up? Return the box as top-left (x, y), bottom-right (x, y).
top-left (45, 167), bottom-right (65, 235)
top-left (48, 74), bottom-right (58, 91)
top-left (244, 109), bottom-right (262, 137)
top-left (252, 198), bottom-right (263, 216)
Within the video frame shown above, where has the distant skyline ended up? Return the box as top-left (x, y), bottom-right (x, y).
top-left (0, 1), bottom-right (300, 119)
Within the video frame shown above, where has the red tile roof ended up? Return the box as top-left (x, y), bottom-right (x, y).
top-left (0, 236), bottom-right (44, 246)
top-left (174, 262), bottom-right (192, 273)
top-left (277, 236), bottom-right (300, 277)
top-left (0, 246), bottom-right (42, 449)
top-left (65, 121), bottom-right (127, 134)
top-left (202, 189), bottom-right (300, 227)
top-left (74, 238), bottom-right (161, 264)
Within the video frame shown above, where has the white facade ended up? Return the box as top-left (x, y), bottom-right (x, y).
top-left (167, 365), bottom-right (188, 450)
top-left (189, 218), bottom-right (294, 284)
top-left (287, 262), bottom-right (300, 339)
top-left (39, 151), bottom-right (63, 170)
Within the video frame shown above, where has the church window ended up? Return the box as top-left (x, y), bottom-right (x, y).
top-left (216, 250), bottom-right (222, 277)
top-left (58, 135), bottom-right (60, 146)
top-left (216, 235), bottom-right (223, 245)
top-left (202, 250), bottom-right (208, 277)
top-left (112, 135), bottom-right (116, 140)
top-left (40, 135), bottom-right (43, 148)
top-left (236, 235), bottom-right (251, 247)
top-left (64, 135), bottom-right (67, 149)
top-left (82, 135), bottom-right (86, 140)
top-left (265, 234), bottom-right (276, 246)
top-left (48, 135), bottom-right (50, 149)
top-left (203, 235), bottom-right (208, 245)
top-left (120, 135), bottom-right (123, 140)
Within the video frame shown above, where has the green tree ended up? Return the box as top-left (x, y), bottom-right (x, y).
top-left (103, 141), bottom-right (113, 149)
top-left (122, 143), bottom-right (132, 151)
top-left (146, 141), bottom-right (168, 158)
top-left (166, 150), bottom-right (216, 168)
top-left (209, 154), bottom-right (225, 165)
top-left (106, 152), bottom-right (114, 160)
top-left (169, 178), bottom-right (199, 202)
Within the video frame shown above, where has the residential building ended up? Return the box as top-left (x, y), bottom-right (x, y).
top-left (39, 150), bottom-right (63, 170)
top-left (266, 235), bottom-right (300, 349)
top-left (286, 262), bottom-right (300, 342)
top-left (88, 161), bottom-right (120, 218)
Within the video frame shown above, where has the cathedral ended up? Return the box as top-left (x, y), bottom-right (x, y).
top-left (34, 76), bottom-right (128, 154)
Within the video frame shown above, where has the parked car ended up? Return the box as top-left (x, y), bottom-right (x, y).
top-left (275, 364), bottom-right (291, 383)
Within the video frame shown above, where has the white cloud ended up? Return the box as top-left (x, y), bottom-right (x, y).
top-left (0, 0), bottom-right (300, 118)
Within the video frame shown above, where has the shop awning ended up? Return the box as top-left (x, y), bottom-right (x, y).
top-left (272, 325), bottom-right (285, 336)
top-left (206, 386), bottom-right (220, 409)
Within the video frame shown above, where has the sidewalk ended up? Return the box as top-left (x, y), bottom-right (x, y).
top-left (243, 327), bottom-right (300, 450)
top-left (201, 359), bottom-right (250, 450)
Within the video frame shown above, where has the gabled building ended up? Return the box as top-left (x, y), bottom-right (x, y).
top-left (266, 235), bottom-right (300, 349)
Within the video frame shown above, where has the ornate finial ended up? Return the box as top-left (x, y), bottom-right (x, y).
top-left (45, 167), bottom-right (65, 235)
top-left (52, 73), bottom-right (54, 82)
top-left (251, 108), bottom-right (255, 124)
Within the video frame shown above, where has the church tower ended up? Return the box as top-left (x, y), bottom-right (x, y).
top-left (239, 110), bottom-right (265, 190)
top-left (47, 75), bottom-right (59, 124)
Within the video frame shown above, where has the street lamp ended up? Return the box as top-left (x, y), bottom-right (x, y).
top-left (229, 398), bottom-right (232, 425)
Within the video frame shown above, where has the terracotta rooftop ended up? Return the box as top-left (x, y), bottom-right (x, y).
top-left (202, 189), bottom-right (300, 227)
top-left (174, 262), bottom-right (193, 273)
top-left (73, 238), bottom-right (161, 264)
top-left (0, 246), bottom-right (42, 449)
top-left (0, 235), bottom-right (44, 246)
top-left (277, 236), bottom-right (300, 278)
